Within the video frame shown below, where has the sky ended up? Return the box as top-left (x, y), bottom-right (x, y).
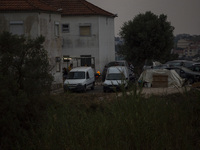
top-left (87, 0), bottom-right (200, 36)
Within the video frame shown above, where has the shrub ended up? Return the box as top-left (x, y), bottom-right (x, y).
top-left (0, 32), bottom-right (53, 150)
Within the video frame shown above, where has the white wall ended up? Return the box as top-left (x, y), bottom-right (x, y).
top-left (0, 12), bottom-right (39, 37)
top-left (39, 13), bottom-right (63, 84)
top-left (61, 15), bottom-right (115, 73)
top-left (0, 12), bottom-right (63, 84)
top-left (98, 16), bottom-right (115, 71)
top-left (61, 16), bottom-right (99, 70)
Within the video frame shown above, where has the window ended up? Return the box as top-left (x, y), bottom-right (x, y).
top-left (86, 72), bottom-right (89, 79)
top-left (63, 55), bottom-right (71, 62)
top-left (62, 24), bottom-right (70, 33)
top-left (81, 55), bottom-right (91, 66)
top-left (10, 21), bottom-right (24, 35)
top-left (68, 72), bottom-right (85, 79)
top-left (55, 22), bottom-right (60, 37)
top-left (79, 25), bottom-right (91, 36)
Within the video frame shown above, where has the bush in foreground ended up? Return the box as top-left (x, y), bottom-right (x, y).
top-left (0, 32), bottom-right (53, 150)
top-left (3, 89), bottom-right (198, 150)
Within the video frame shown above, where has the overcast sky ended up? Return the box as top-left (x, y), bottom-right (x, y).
top-left (87, 0), bottom-right (200, 36)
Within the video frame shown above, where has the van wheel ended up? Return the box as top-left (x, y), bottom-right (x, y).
top-left (91, 82), bottom-right (95, 90)
top-left (83, 85), bottom-right (87, 92)
top-left (103, 87), bottom-right (107, 93)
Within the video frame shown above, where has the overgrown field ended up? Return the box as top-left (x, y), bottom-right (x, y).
top-left (1, 88), bottom-right (200, 150)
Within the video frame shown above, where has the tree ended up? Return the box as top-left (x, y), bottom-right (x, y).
top-left (0, 31), bottom-right (53, 97)
top-left (119, 11), bottom-right (176, 73)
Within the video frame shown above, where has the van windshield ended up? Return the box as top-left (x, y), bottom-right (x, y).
top-left (106, 73), bottom-right (124, 80)
top-left (67, 72), bottom-right (85, 79)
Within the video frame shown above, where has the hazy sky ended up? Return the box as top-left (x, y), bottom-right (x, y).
top-left (87, 0), bottom-right (200, 36)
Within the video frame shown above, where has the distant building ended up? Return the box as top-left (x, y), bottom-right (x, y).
top-left (173, 48), bottom-right (184, 58)
top-left (184, 45), bottom-right (199, 57)
top-left (177, 39), bottom-right (192, 49)
top-left (174, 36), bottom-right (200, 60)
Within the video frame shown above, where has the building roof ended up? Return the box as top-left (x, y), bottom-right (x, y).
top-left (0, 0), bottom-right (116, 17)
top-left (41, 0), bottom-right (116, 17)
top-left (0, 0), bottom-right (58, 12)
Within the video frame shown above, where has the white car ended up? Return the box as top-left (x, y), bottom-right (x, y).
top-left (64, 67), bottom-right (95, 92)
top-left (103, 66), bottom-right (129, 92)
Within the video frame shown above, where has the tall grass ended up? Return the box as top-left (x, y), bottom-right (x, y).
top-left (1, 88), bottom-right (200, 150)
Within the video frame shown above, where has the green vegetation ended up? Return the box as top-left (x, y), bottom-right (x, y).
top-left (0, 32), bottom-right (53, 150)
top-left (119, 11), bottom-right (177, 73)
top-left (0, 32), bottom-right (53, 96)
top-left (1, 88), bottom-right (200, 150)
top-left (1, 32), bottom-right (200, 150)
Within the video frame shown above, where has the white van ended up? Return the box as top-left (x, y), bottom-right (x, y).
top-left (103, 66), bottom-right (129, 92)
top-left (63, 67), bottom-right (95, 92)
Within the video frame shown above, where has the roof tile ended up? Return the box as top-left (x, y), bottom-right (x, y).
top-left (42, 0), bottom-right (116, 17)
top-left (0, 0), bottom-right (58, 12)
top-left (0, 0), bottom-right (116, 17)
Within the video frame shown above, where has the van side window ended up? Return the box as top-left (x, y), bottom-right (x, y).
top-left (87, 72), bottom-right (89, 79)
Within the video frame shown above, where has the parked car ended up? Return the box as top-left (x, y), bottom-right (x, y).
top-left (188, 63), bottom-right (200, 72)
top-left (166, 66), bottom-right (200, 84)
top-left (103, 66), bottom-right (129, 92)
top-left (102, 60), bottom-right (132, 82)
top-left (63, 67), bottom-right (95, 92)
top-left (165, 60), bottom-right (195, 68)
top-left (143, 60), bottom-right (162, 70)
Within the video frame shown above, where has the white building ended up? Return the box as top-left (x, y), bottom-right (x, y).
top-left (44, 0), bottom-right (116, 72)
top-left (0, 0), bottom-right (63, 86)
top-left (0, 0), bottom-right (116, 85)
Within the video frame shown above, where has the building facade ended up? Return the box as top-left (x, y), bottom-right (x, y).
top-left (0, 0), bottom-right (63, 85)
top-left (0, 0), bottom-right (116, 84)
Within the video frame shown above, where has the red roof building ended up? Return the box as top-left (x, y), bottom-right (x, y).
top-left (0, 0), bottom-right (116, 85)
top-left (41, 0), bottom-right (116, 17)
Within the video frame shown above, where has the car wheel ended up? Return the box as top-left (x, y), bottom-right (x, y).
top-left (83, 85), bottom-right (87, 92)
top-left (91, 82), bottom-right (95, 90)
top-left (63, 85), bottom-right (68, 92)
top-left (103, 87), bottom-right (107, 93)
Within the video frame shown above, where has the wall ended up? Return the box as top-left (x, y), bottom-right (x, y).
top-left (61, 16), bottom-right (99, 70)
top-left (0, 12), bottom-right (38, 36)
top-left (0, 12), bottom-right (63, 84)
top-left (61, 15), bottom-right (115, 73)
top-left (39, 13), bottom-right (63, 84)
top-left (98, 16), bottom-right (115, 71)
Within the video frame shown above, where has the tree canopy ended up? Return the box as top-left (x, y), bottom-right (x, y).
top-left (0, 32), bottom-right (53, 97)
top-left (119, 11), bottom-right (177, 72)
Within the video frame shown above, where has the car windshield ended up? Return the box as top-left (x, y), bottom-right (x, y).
top-left (106, 73), bottom-right (124, 80)
top-left (107, 61), bottom-right (125, 67)
top-left (181, 67), bottom-right (193, 73)
top-left (184, 62), bottom-right (194, 68)
top-left (166, 62), bottom-right (181, 67)
top-left (67, 72), bottom-right (85, 79)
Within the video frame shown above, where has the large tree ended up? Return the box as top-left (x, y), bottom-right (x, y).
top-left (119, 11), bottom-right (176, 73)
